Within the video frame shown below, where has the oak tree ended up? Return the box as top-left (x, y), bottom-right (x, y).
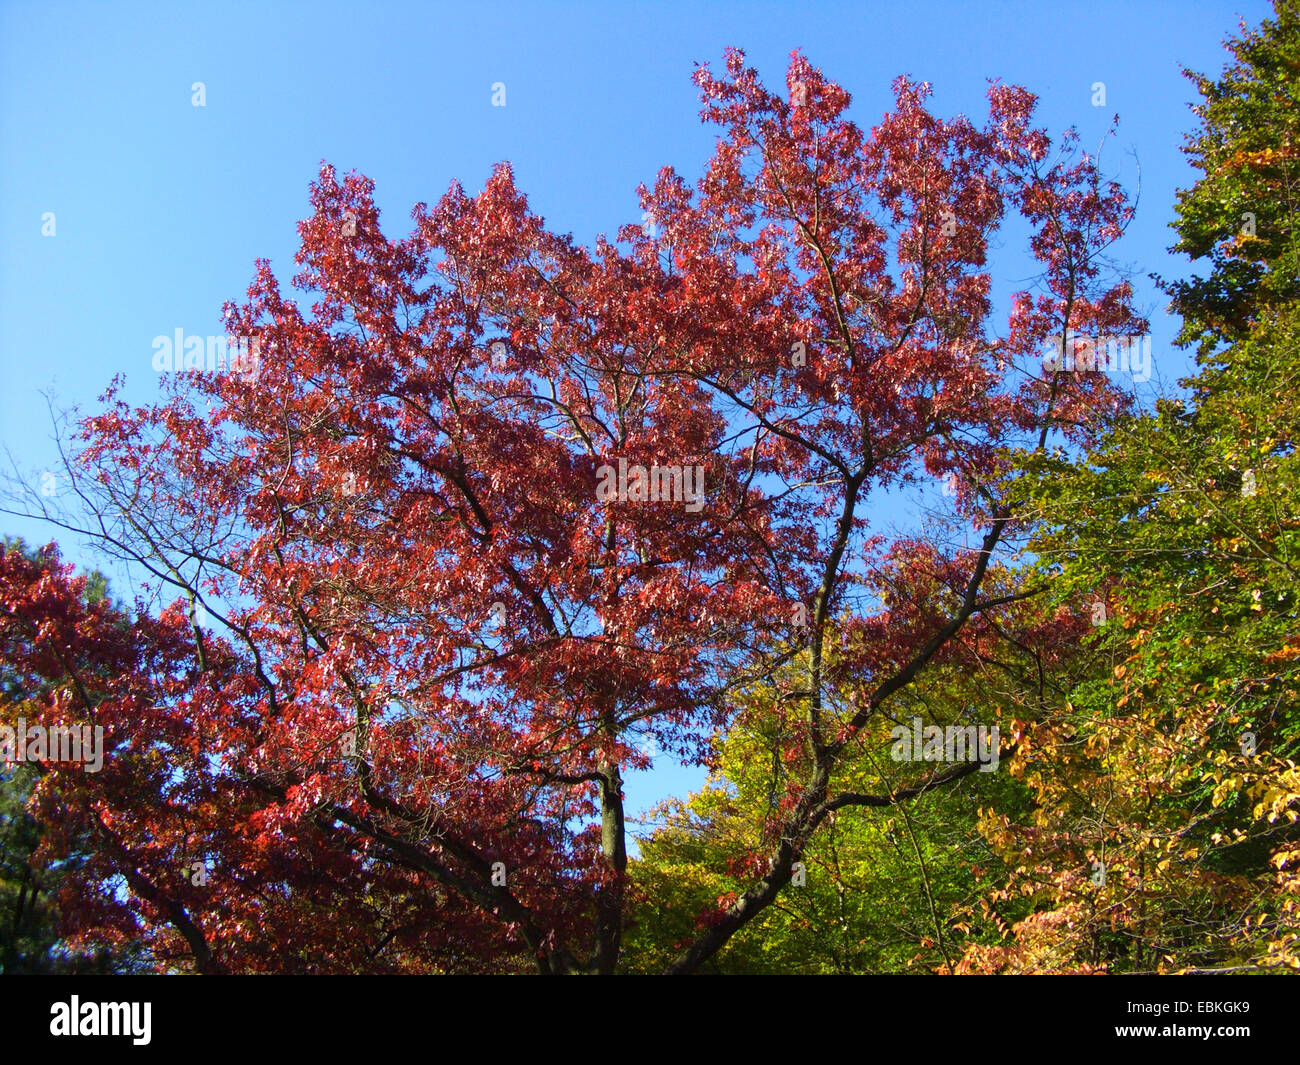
top-left (5, 50), bottom-right (1142, 973)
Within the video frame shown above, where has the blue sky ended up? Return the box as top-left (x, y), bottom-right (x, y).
top-left (0, 0), bottom-right (1272, 826)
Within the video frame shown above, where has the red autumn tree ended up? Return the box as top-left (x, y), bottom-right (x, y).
top-left (6, 50), bottom-right (1144, 973)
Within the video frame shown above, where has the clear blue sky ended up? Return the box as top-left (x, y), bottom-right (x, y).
top-left (0, 0), bottom-right (1272, 826)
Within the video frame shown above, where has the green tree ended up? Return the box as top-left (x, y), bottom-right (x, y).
top-left (1162, 0), bottom-right (1300, 350)
top-left (959, 2), bottom-right (1300, 973)
top-left (627, 628), bottom-right (1053, 973)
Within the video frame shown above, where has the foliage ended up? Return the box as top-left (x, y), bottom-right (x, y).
top-left (956, 2), bottom-right (1300, 974)
top-left (1162, 0), bottom-right (1300, 350)
top-left (0, 49), bottom-right (1140, 972)
top-left (0, 538), bottom-right (144, 973)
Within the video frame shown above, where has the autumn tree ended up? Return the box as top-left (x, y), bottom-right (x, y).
top-left (3, 50), bottom-right (1143, 973)
top-left (0, 538), bottom-right (112, 973)
top-left (1162, 0), bottom-right (1300, 349)
top-left (625, 633), bottom-right (1049, 973)
top-left (0, 540), bottom-right (160, 972)
top-left (957, 2), bottom-right (1300, 974)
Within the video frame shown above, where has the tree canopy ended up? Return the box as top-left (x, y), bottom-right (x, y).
top-left (3, 9), bottom-right (1297, 974)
